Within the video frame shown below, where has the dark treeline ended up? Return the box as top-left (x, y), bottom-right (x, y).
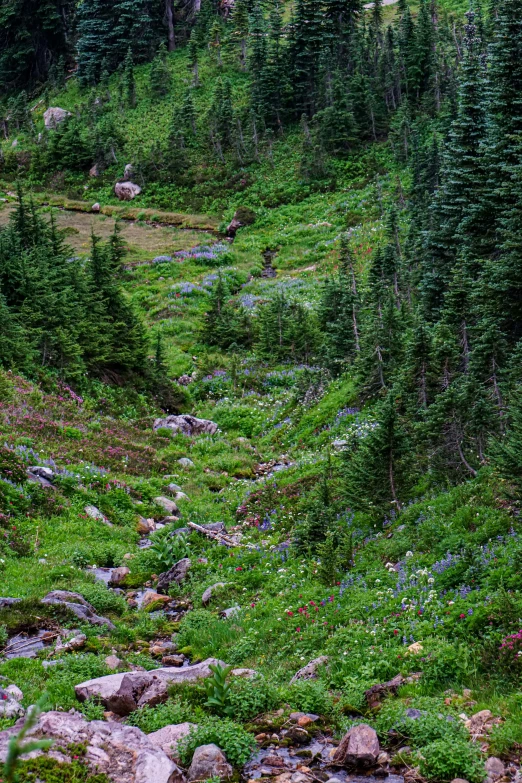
top-left (202, 1), bottom-right (522, 503)
top-left (0, 188), bottom-right (184, 410)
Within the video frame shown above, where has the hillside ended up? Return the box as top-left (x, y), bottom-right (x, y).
top-left (2, 1), bottom-right (522, 783)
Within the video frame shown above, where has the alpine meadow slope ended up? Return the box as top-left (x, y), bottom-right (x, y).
top-left (2, 1), bottom-right (522, 783)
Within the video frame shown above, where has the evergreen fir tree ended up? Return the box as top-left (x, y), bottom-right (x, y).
top-left (150, 42), bottom-right (171, 98)
top-left (123, 48), bottom-right (137, 108)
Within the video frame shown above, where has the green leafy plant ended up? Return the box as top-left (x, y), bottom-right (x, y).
top-left (150, 532), bottom-right (190, 570)
top-left (178, 717), bottom-right (256, 767)
top-left (204, 663), bottom-right (234, 717)
top-left (418, 738), bottom-right (485, 783)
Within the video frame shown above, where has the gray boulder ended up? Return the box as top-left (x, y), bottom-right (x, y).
top-left (85, 504), bottom-right (112, 526)
top-left (290, 656), bottom-right (328, 684)
top-left (109, 567), bottom-right (130, 586)
top-left (154, 415), bottom-right (218, 437)
top-left (187, 744), bottom-right (233, 782)
top-left (154, 496), bottom-right (180, 516)
top-left (0, 710), bottom-right (184, 783)
top-left (148, 722), bottom-right (196, 759)
top-left (202, 583), bottom-right (226, 606)
top-left (332, 723), bottom-right (380, 767)
top-left (75, 658), bottom-right (226, 716)
top-left (157, 558), bottom-right (192, 594)
top-left (43, 107), bottom-right (72, 129)
top-left (115, 181), bottom-right (142, 201)
top-left (41, 591), bottom-right (115, 629)
top-left (178, 458), bottom-right (194, 468)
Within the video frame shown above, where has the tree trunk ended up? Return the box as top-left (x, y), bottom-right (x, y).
top-left (166, 0), bottom-right (175, 51)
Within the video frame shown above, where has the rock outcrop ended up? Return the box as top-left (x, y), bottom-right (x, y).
top-left (43, 107), bottom-right (72, 129)
top-left (115, 181), bottom-right (142, 201)
top-left (157, 558), bottom-right (192, 594)
top-left (41, 590), bottom-right (115, 629)
top-left (0, 710), bottom-right (184, 783)
top-left (75, 658), bottom-right (226, 715)
top-left (290, 656), bottom-right (328, 684)
top-left (153, 415), bottom-right (218, 437)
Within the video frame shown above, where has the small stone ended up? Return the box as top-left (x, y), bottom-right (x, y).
top-left (462, 689), bottom-right (473, 699)
top-left (105, 655), bottom-right (123, 671)
top-left (451, 779), bottom-right (470, 783)
top-left (91, 202), bottom-right (100, 212)
top-left (5, 685), bottom-right (23, 701)
top-left (178, 458), bottom-right (194, 467)
top-left (256, 734), bottom-right (267, 741)
top-left (286, 727), bottom-right (309, 744)
top-left (297, 716), bottom-right (314, 728)
top-left (290, 656), bottom-right (328, 684)
top-left (109, 567), bottom-right (130, 586)
top-left (187, 743), bottom-right (233, 782)
top-left (202, 583), bottom-right (226, 606)
top-left (377, 751), bottom-right (390, 764)
top-left (485, 758), bottom-right (505, 780)
top-left (291, 773), bottom-right (310, 783)
top-left (332, 723), bottom-right (380, 767)
top-left (407, 642), bottom-right (423, 654)
top-left (84, 504), bottom-right (112, 526)
top-left (141, 591), bottom-right (171, 610)
top-left (154, 496), bottom-right (180, 515)
top-left (137, 517), bottom-right (155, 535)
top-left (162, 655), bottom-right (184, 667)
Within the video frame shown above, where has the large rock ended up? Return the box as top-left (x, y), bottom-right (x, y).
top-left (157, 558), bottom-right (192, 594)
top-left (154, 415), bottom-right (218, 437)
top-left (41, 590), bottom-right (115, 630)
top-left (0, 710), bottom-right (184, 783)
top-left (187, 743), bottom-right (233, 782)
top-left (43, 107), bottom-right (72, 129)
top-left (85, 504), bottom-right (112, 526)
top-left (75, 658), bottom-right (226, 716)
top-left (148, 722), bottom-right (196, 760)
top-left (154, 497), bottom-right (180, 515)
top-left (202, 583), bottom-right (226, 606)
top-left (115, 181), bottom-right (142, 201)
top-left (290, 656), bottom-right (328, 684)
top-left (332, 724), bottom-right (380, 767)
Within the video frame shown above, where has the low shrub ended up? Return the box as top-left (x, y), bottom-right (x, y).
top-left (177, 717), bottom-right (256, 767)
top-left (418, 738), bottom-right (485, 782)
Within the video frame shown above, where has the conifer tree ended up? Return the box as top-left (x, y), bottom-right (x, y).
top-left (344, 391), bottom-right (413, 511)
top-left (421, 8), bottom-right (487, 317)
top-left (188, 31), bottom-right (200, 87)
top-left (150, 42), bottom-right (171, 98)
top-left (123, 48), bottom-right (137, 108)
top-left (231, 0), bottom-right (250, 69)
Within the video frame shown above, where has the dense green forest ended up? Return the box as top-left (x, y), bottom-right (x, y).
top-left (2, 1), bottom-right (522, 782)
